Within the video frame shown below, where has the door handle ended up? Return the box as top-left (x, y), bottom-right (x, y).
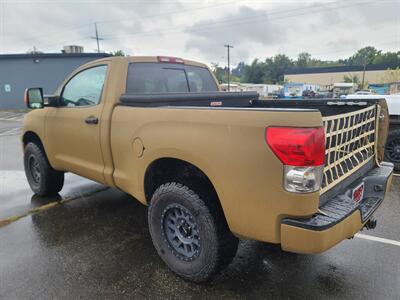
top-left (85, 116), bottom-right (98, 125)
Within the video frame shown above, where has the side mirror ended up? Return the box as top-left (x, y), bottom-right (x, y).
top-left (24, 88), bottom-right (44, 109)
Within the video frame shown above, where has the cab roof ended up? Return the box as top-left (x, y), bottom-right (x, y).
top-left (95, 55), bottom-right (208, 68)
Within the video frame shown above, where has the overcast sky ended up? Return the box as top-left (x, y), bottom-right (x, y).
top-left (0, 0), bottom-right (399, 66)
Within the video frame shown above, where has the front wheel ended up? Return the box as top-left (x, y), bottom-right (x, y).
top-left (24, 142), bottom-right (64, 196)
top-left (148, 182), bottom-right (238, 282)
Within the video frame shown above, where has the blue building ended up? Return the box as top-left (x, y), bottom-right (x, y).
top-left (0, 53), bottom-right (109, 109)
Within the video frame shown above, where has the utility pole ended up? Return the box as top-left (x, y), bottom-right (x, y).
top-left (361, 57), bottom-right (367, 90)
top-left (91, 23), bottom-right (104, 53)
top-left (224, 44), bottom-right (233, 91)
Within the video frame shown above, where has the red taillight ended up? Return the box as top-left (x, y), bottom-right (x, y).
top-left (266, 127), bottom-right (325, 166)
top-left (157, 56), bottom-right (184, 64)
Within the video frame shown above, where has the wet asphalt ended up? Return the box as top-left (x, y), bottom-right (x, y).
top-left (0, 116), bottom-right (399, 299)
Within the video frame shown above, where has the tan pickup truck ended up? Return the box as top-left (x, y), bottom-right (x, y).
top-left (23, 56), bottom-right (393, 282)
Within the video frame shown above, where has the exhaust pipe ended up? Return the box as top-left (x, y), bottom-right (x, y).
top-left (364, 217), bottom-right (377, 230)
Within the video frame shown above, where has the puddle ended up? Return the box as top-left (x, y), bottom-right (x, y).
top-left (0, 171), bottom-right (106, 220)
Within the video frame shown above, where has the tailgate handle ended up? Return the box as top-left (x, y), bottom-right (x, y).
top-left (85, 116), bottom-right (98, 125)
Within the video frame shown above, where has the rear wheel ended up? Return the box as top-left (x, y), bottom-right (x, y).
top-left (24, 142), bottom-right (64, 196)
top-left (148, 182), bottom-right (238, 282)
top-left (384, 128), bottom-right (400, 171)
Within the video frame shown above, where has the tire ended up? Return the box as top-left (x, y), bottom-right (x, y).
top-left (384, 128), bottom-right (400, 171)
top-left (148, 182), bottom-right (239, 282)
top-left (24, 142), bottom-right (64, 196)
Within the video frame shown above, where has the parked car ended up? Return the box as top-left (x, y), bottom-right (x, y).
top-left (22, 56), bottom-right (394, 282)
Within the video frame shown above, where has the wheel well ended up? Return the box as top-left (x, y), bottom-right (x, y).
top-left (23, 131), bottom-right (44, 149)
top-left (144, 158), bottom-right (228, 224)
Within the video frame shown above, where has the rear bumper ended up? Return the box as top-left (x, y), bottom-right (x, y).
top-left (280, 162), bottom-right (393, 254)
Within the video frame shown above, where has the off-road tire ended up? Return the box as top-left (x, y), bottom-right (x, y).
top-left (384, 128), bottom-right (400, 171)
top-left (24, 142), bottom-right (64, 196)
top-left (148, 182), bottom-right (239, 282)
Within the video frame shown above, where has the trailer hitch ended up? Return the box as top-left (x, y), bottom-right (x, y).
top-left (363, 217), bottom-right (377, 230)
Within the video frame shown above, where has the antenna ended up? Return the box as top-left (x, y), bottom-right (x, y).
top-left (90, 23), bottom-right (104, 53)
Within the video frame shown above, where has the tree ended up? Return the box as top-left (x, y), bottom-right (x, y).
top-left (373, 51), bottom-right (400, 65)
top-left (266, 54), bottom-right (294, 83)
top-left (346, 46), bottom-right (381, 66)
top-left (230, 46), bottom-right (399, 84)
top-left (343, 73), bottom-right (361, 88)
top-left (242, 59), bottom-right (266, 83)
top-left (111, 50), bottom-right (126, 56)
top-left (211, 63), bottom-right (227, 83)
top-left (232, 61), bottom-right (245, 78)
top-left (296, 52), bottom-right (312, 68)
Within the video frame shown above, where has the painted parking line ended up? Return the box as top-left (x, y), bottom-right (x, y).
top-left (0, 186), bottom-right (109, 228)
top-left (355, 233), bottom-right (400, 247)
top-left (0, 113), bottom-right (26, 122)
top-left (0, 127), bottom-right (21, 136)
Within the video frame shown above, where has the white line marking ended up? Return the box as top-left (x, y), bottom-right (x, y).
top-left (0, 117), bottom-right (24, 122)
top-left (0, 127), bottom-right (21, 136)
top-left (355, 233), bottom-right (400, 247)
top-left (0, 113), bottom-right (26, 122)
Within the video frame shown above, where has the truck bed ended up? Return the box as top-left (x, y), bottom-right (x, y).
top-left (119, 91), bottom-right (382, 116)
top-left (118, 91), bottom-right (385, 203)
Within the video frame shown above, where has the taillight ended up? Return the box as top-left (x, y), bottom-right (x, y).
top-left (266, 127), bottom-right (325, 193)
top-left (157, 56), bottom-right (184, 64)
top-left (266, 127), bottom-right (325, 166)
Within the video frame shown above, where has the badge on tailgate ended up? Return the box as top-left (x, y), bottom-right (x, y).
top-left (352, 182), bottom-right (365, 203)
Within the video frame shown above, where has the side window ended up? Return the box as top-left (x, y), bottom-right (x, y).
top-left (186, 66), bottom-right (218, 92)
top-left (163, 69), bottom-right (189, 92)
top-left (187, 71), bottom-right (204, 92)
top-left (61, 65), bottom-right (107, 107)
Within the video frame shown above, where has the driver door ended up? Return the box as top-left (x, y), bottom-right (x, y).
top-left (46, 64), bottom-right (108, 184)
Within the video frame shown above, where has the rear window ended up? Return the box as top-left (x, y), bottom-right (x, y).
top-left (126, 63), bottom-right (218, 93)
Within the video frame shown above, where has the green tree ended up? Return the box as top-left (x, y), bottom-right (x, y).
top-left (211, 62), bottom-right (227, 83)
top-left (242, 59), bottom-right (266, 83)
top-left (266, 54), bottom-right (294, 83)
top-left (232, 46), bottom-right (399, 84)
top-left (373, 51), bottom-right (400, 65)
top-left (296, 52), bottom-right (312, 68)
top-left (111, 50), bottom-right (126, 56)
top-left (347, 46), bottom-right (381, 65)
top-left (343, 73), bottom-right (361, 88)
top-left (232, 61), bottom-right (245, 78)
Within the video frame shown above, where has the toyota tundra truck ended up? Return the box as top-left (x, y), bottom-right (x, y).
top-left (22, 56), bottom-right (393, 282)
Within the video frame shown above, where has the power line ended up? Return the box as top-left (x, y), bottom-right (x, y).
top-left (11, 0), bottom-right (355, 50)
top-left (10, 2), bottom-right (234, 47)
top-left (100, 0), bottom-right (376, 40)
top-left (38, 0), bottom-right (388, 53)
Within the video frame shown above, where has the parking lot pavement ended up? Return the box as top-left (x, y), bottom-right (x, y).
top-left (0, 119), bottom-right (23, 137)
top-left (1, 117), bottom-right (399, 299)
top-left (0, 111), bottom-right (26, 122)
